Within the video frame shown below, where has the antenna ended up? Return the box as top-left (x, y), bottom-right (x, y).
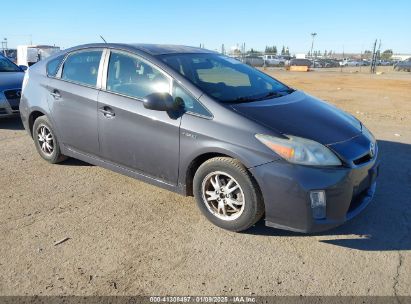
top-left (100, 35), bottom-right (107, 43)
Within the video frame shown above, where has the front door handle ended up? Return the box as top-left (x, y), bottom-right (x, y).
top-left (99, 106), bottom-right (115, 118)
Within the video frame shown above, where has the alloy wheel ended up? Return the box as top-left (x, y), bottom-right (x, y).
top-left (201, 171), bottom-right (245, 221)
top-left (37, 125), bottom-right (54, 156)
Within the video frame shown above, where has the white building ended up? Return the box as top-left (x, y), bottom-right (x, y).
top-left (392, 54), bottom-right (411, 61)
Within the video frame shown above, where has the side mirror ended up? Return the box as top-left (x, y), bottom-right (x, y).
top-left (143, 92), bottom-right (179, 111)
top-left (19, 65), bottom-right (28, 71)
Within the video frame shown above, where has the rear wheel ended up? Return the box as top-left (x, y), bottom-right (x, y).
top-left (193, 157), bottom-right (264, 232)
top-left (33, 115), bottom-right (67, 164)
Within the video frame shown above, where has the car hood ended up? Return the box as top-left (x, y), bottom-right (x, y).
top-left (231, 90), bottom-right (362, 145)
top-left (0, 72), bottom-right (24, 91)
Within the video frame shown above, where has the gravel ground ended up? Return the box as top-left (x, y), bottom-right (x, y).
top-left (0, 68), bottom-right (410, 296)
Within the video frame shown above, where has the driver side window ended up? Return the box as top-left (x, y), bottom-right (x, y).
top-left (106, 51), bottom-right (170, 99)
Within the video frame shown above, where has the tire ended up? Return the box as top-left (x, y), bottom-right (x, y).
top-left (32, 115), bottom-right (67, 164)
top-left (193, 157), bottom-right (264, 232)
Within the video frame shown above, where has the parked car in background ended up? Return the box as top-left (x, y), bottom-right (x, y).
top-left (243, 55), bottom-right (264, 67)
top-left (322, 59), bottom-right (340, 68)
top-left (263, 55), bottom-right (283, 66)
top-left (340, 60), bottom-right (367, 67)
top-left (311, 58), bottom-right (340, 68)
top-left (279, 55), bottom-right (292, 61)
top-left (0, 54), bottom-right (25, 117)
top-left (394, 60), bottom-right (411, 72)
top-left (21, 43), bottom-right (379, 233)
top-left (311, 60), bottom-right (324, 68)
top-left (377, 60), bottom-right (392, 66)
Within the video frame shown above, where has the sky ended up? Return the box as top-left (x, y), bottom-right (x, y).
top-left (1, 0), bottom-right (411, 54)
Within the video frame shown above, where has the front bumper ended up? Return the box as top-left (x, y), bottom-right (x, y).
top-left (0, 91), bottom-right (20, 118)
top-left (249, 153), bottom-right (379, 233)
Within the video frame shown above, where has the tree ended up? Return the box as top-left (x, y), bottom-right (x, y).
top-left (285, 46), bottom-right (290, 55)
top-left (281, 46), bottom-right (285, 55)
top-left (265, 45), bottom-right (278, 54)
top-left (381, 49), bottom-right (393, 60)
top-left (324, 50), bottom-right (327, 57)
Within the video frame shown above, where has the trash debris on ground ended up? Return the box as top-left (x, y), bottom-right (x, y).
top-left (53, 237), bottom-right (70, 246)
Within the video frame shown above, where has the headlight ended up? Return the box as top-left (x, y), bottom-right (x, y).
top-left (362, 125), bottom-right (375, 143)
top-left (255, 134), bottom-right (342, 166)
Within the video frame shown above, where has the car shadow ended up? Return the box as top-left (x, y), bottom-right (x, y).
top-left (0, 117), bottom-right (24, 130)
top-left (60, 158), bottom-right (94, 167)
top-left (245, 140), bottom-right (411, 251)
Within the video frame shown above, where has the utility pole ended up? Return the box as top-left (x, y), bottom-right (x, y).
top-left (310, 33), bottom-right (317, 58)
top-left (370, 39), bottom-right (378, 74)
top-left (1, 38), bottom-right (7, 56)
top-left (242, 42), bottom-right (246, 61)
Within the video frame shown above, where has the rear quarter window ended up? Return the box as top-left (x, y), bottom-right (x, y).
top-left (46, 54), bottom-right (65, 77)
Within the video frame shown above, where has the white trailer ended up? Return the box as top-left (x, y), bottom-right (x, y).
top-left (17, 45), bottom-right (60, 67)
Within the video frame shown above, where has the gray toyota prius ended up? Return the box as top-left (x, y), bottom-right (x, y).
top-left (20, 43), bottom-right (379, 232)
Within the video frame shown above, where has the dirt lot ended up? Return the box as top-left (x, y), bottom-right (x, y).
top-left (0, 67), bottom-right (410, 296)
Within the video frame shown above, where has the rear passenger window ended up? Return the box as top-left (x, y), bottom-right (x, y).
top-left (107, 51), bottom-right (170, 99)
top-left (46, 54), bottom-right (65, 77)
top-left (61, 50), bottom-right (102, 87)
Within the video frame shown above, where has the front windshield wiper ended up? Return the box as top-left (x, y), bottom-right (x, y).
top-left (225, 96), bottom-right (262, 103)
top-left (225, 93), bottom-right (280, 104)
top-left (256, 91), bottom-right (283, 100)
top-left (256, 88), bottom-right (296, 101)
top-left (225, 89), bottom-right (294, 104)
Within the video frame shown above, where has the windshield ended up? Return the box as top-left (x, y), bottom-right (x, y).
top-left (0, 56), bottom-right (21, 72)
top-left (159, 53), bottom-right (293, 103)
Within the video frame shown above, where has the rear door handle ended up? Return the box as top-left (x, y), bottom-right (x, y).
top-left (50, 90), bottom-right (61, 99)
top-left (99, 106), bottom-right (115, 118)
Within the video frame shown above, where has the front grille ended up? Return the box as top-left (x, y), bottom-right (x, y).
top-left (3, 89), bottom-right (21, 109)
top-left (348, 187), bottom-right (370, 213)
top-left (4, 89), bottom-right (21, 100)
top-left (353, 153), bottom-right (372, 165)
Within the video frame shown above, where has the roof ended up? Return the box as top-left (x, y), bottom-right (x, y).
top-left (70, 43), bottom-right (214, 56)
top-left (129, 44), bottom-right (214, 55)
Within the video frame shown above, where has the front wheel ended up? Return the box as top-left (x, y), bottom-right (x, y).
top-left (193, 157), bottom-right (264, 232)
